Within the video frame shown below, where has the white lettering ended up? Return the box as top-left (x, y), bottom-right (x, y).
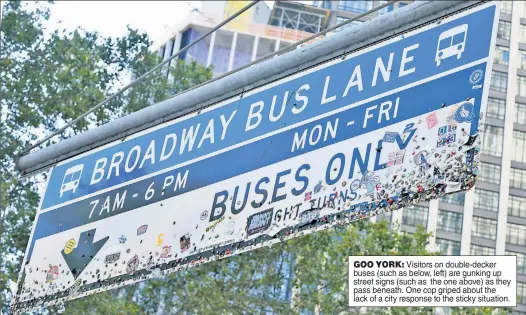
top-left (269, 91), bottom-right (288, 122)
top-left (246, 101), bottom-right (264, 131)
top-left (175, 170), bottom-right (189, 192)
top-left (378, 101), bottom-right (392, 123)
top-left (162, 175), bottom-right (174, 195)
top-left (139, 140), bottom-right (156, 169)
top-left (91, 158), bottom-right (107, 185)
top-left (198, 119), bottom-right (215, 149)
top-left (324, 118), bottom-right (338, 141)
top-left (99, 196), bottom-right (111, 216)
top-left (372, 53), bottom-right (394, 87)
top-left (107, 152), bottom-right (124, 180)
top-left (180, 125), bottom-right (200, 154)
top-left (160, 134), bottom-right (177, 162)
top-left (343, 65), bottom-right (363, 97)
top-left (321, 76), bottom-right (336, 105)
top-left (399, 43), bottom-right (419, 77)
top-left (309, 125), bottom-right (322, 145)
top-left (363, 105), bottom-right (378, 128)
top-left (292, 84), bottom-right (310, 114)
top-left (220, 110), bottom-right (237, 140)
top-left (125, 146), bottom-right (141, 173)
top-left (113, 190), bottom-right (127, 211)
top-left (89, 199), bottom-right (99, 219)
top-left (291, 130), bottom-right (307, 152)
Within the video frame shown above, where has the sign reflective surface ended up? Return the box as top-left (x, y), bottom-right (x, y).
top-left (12, 3), bottom-right (499, 313)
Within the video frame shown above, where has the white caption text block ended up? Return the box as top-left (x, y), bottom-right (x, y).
top-left (348, 256), bottom-right (516, 307)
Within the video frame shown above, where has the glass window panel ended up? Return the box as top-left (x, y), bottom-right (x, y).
top-left (522, 25), bottom-right (526, 44)
top-left (210, 29), bottom-right (234, 75)
top-left (338, 0), bottom-right (373, 13)
top-left (378, 1), bottom-right (394, 15)
top-left (508, 195), bottom-right (526, 219)
top-left (507, 251), bottom-right (526, 275)
top-left (232, 34), bottom-right (254, 70)
top-left (486, 98), bottom-right (506, 120)
top-left (438, 210), bottom-right (463, 234)
top-left (436, 238), bottom-right (460, 256)
top-left (501, 1), bottom-right (513, 14)
top-left (510, 168), bottom-right (526, 190)
top-left (401, 205), bottom-right (428, 227)
top-left (516, 103), bottom-right (526, 124)
top-left (513, 130), bottom-right (526, 163)
top-left (471, 244), bottom-right (495, 255)
top-left (518, 76), bottom-right (526, 97)
top-left (519, 282), bottom-right (526, 305)
top-left (491, 71), bottom-right (507, 93)
top-left (256, 37), bottom-right (277, 60)
top-left (473, 188), bottom-right (499, 212)
top-left (497, 20), bottom-right (511, 40)
top-left (472, 217), bottom-right (497, 240)
top-left (482, 125), bottom-right (504, 157)
top-left (477, 162), bottom-right (501, 184)
top-left (506, 223), bottom-right (526, 246)
top-left (521, 51), bottom-right (526, 70)
top-left (494, 46), bottom-right (509, 65)
top-left (440, 192), bottom-right (465, 206)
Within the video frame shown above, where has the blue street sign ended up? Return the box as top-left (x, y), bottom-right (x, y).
top-left (12, 3), bottom-right (498, 313)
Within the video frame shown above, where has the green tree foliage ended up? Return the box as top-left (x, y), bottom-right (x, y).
top-left (0, 1), bottom-right (211, 312)
top-left (0, 1), bottom-right (516, 315)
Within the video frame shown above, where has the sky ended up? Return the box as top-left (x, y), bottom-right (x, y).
top-left (44, 1), bottom-right (202, 48)
top-left (38, 1), bottom-right (280, 50)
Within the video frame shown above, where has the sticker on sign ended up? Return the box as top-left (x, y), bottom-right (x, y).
top-left (11, 2), bottom-right (499, 313)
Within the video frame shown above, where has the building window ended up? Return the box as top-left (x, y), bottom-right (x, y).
top-left (522, 25), bottom-right (526, 44)
top-left (477, 162), bottom-right (501, 184)
top-left (472, 217), bottom-right (497, 240)
top-left (513, 130), bottom-right (526, 163)
top-left (490, 71), bottom-right (507, 93)
top-left (378, 0), bottom-right (394, 15)
top-left (482, 125), bottom-right (504, 157)
top-left (506, 223), bottom-right (526, 246)
top-left (508, 195), bottom-right (526, 219)
top-left (474, 188), bottom-right (499, 212)
top-left (521, 51), bottom-right (526, 70)
top-left (438, 210), bottom-right (463, 234)
top-left (494, 46), bottom-right (509, 65)
top-left (402, 204), bottom-right (428, 227)
top-left (518, 76), bottom-right (526, 97)
top-left (440, 192), bottom-right (465, 206)
top-left (338, 0), bottom-right (373, 13)
top-left (497, 20), bottom-right (511, 40)
top-left (519, 282), bottom-right (526, 305)
top-left (436, 238), bottom-right (460, 256)
top-left (521, 1), bottom-right (526, 18)
top-left (507, 251), bottom-right (526, 275)
top-left (486, 98), bottom-right (506, 120)
top-left (517, 103), bottom-right (526, 124)
top-left (510, 168), bottom-right (526, 190)
top-left (501, 1), bottom-right (513, 14)
top-left (471, 244), bottom-right (495, 256)
top-left (334, 16), bottom-right (363, 33)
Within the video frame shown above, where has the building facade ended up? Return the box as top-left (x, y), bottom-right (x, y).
top-left (157, 1), bottom-right (526, 314)
top-left (158, 1), bottom-right (329, 78)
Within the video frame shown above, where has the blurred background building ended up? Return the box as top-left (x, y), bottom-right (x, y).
top-left (157, 1), bottom-right (526, 314)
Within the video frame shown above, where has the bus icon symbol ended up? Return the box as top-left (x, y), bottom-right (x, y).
top-left (436, 24), bottom-right (468, 66)
top-left (60, 164), bottom-right (84, 197)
